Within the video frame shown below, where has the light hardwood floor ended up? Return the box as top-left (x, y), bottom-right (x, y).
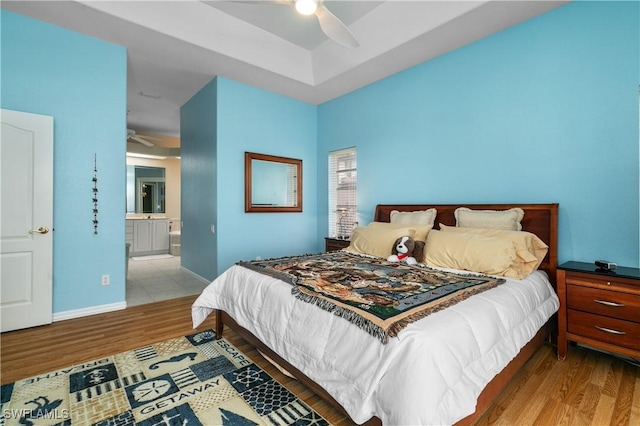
top-left (1, 296), bottom-right (638, 425)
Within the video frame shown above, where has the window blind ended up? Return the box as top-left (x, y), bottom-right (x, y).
top-left (328, 147), bottom-right (357, 238)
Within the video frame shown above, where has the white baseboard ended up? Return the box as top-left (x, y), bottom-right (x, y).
top-left (53, 301), bottom-right (127, 322)
top-left (180, 266), bottom-right (210, 284)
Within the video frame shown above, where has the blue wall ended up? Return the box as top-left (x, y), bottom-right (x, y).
top-left (180, 78), bottom-right (218, 280)
top-left (216, 78), bottom-right (317, 273)
top-left (181, 77), bottom-right (318, 279)
top-left (318, 1), bottom-right (639, 267)
top-left (1, 10), bottom-right (128, 312)
top-left (3, 0), bottom-right (637, 322)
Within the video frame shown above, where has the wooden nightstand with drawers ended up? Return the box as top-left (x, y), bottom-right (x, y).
top-left (325, 237), bottom-right (350, 252)
top-left (557, 261), bottom-right (640, 360)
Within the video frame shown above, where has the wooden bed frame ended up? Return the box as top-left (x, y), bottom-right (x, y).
top-left (214, 203), bottom-right (559, 425)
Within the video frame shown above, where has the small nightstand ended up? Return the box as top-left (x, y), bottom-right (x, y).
top-left (325, 237), bottom-right (350, 252)
top-left (557, 261), bottom-right (640, 360)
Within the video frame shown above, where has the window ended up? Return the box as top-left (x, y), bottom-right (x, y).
top-left (328, 147), bottom-right (357, 238)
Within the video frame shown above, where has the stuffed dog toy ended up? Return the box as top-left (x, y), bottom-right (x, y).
top-left (387, 236), bottom-right (424, 265)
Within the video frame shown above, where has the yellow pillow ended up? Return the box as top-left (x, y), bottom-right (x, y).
top-left (367, 221), bottom-right (433, 242)
top-left (454, 207), bottom-right (524, 231)
top-left (390, 209), bottom-right (437, 226)
top-left (439, 224), bottom-right (548, 274)
top-left (424, 230), bottom-right (520, 277)
top-left (345, 226), bottom-right (416, 259)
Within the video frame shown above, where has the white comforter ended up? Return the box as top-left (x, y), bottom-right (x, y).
top-left (192, 264), bottom-right (559, 425)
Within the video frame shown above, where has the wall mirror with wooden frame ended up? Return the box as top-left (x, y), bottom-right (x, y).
top-left (245, 152), bottom-right (302, 213)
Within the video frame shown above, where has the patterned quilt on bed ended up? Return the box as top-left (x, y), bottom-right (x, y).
top-left (238, 251), bottom-right (505, 343)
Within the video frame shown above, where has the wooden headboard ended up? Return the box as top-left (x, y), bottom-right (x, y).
top-left (374, 203), bottom-right (559, 285)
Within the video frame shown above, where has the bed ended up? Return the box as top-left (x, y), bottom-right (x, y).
top-left (192, 203), bottom-right (559, 425)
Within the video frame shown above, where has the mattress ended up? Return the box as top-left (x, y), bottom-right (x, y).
top-left (192, 264), bottom-right (559, 425)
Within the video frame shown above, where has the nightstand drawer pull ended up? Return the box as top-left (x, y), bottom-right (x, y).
top-left (595, 326), bottom-right (626, 335)
top-left (594, 299), bottom-right (625, 308)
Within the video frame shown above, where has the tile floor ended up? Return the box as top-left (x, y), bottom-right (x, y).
top-left (126, 255), bottom-right (210, 306)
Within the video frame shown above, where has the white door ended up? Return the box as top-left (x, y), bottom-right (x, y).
top-left (1, 109), bottom-right (53, 332)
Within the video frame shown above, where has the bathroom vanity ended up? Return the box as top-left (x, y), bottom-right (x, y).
top-left (126, 218), bottom-right (169, 256)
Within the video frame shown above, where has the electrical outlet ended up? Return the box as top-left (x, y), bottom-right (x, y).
top-left (101, 274), bottom-right (110, 286)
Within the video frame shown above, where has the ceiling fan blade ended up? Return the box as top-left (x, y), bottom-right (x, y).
top-left (315, 4), bottom-right (359, 49)
top-left (130, 135), bottom-right (154, 147)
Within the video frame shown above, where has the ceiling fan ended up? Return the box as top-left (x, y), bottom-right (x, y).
top-left (290, 0), bottom-right (359, 49)
top-left (127, 129), bottom-right (160, 147)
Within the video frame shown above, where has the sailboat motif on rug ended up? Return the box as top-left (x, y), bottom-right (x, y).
top-left (0, 330), bottom-right (330, 426)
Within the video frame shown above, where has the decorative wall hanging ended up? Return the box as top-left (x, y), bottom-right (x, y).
top-left (92, 154), bottom-right (99, 234)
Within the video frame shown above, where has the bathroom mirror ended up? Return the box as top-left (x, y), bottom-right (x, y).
top-left (126, 165), bottom-right (166, 213)
top-left (245, 152), bottom-right (302, 213)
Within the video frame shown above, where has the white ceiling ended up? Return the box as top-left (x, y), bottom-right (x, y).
top-left (2, 1), bottom-right (568, 137)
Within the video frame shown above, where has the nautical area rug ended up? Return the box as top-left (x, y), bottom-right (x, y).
top-left (239, 251), bottom-right (505, 343)
top-left (0, 330), bottom-right (330, 426)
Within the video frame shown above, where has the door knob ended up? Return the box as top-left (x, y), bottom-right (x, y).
top-left (29, 226), bottom-right (49, 234)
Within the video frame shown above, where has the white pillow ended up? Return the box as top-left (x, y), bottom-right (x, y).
top-left (454, 207), bottom-right (524, 231)
top-left (390, 209), bottom-right (437, 226)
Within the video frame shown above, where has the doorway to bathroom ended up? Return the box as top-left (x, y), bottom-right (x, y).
top-left (126, 131), bottom-right (189, 307)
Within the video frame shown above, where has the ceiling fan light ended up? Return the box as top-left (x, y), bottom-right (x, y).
top-left (295, 0), bottom-right (317, 15)
top-left (126, 153), bottom-right (167, 160)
